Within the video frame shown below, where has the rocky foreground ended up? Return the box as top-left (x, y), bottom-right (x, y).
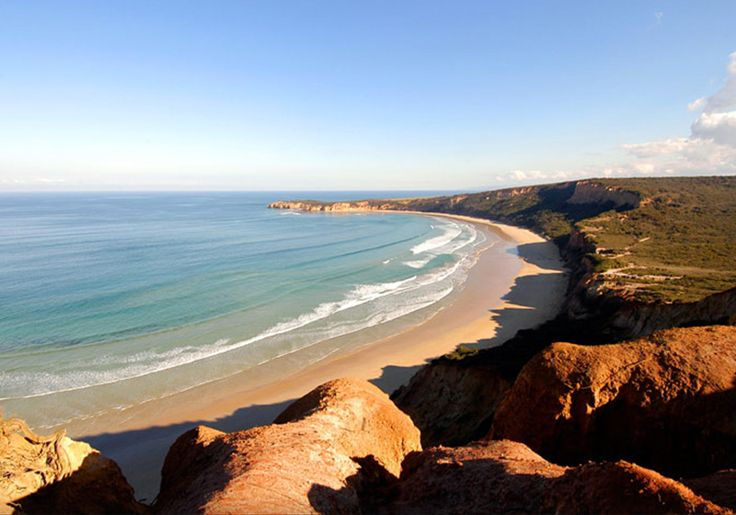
top-left (3, 326), bottom-right (735, 514)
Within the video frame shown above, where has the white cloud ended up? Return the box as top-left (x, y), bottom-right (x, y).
top-left (633, 162), bottom-right (656, 174)
top-left (510, 170), bottom-right (555, 181)
top-left (698, 51), bottom-right (736, 114)
top-left (503, 52), bottom-right (736, 186)
top-left (506, 169), bottom-right (578, 183)
top-left (0, 177), bottom-right (66, 185)
top-left (621, 137), bottom-right (736, 174)
top-left (691, 110), bottom-right (736, 147)
top-left (688, 97), bottom-right (706, 111)
top-left (685, 53), bottom-right (736, 150)
top-left (623, 138), bottom-right (691, 158)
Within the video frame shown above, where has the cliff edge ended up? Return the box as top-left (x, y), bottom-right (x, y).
top-left (0, 417), bottom-right (145, 514)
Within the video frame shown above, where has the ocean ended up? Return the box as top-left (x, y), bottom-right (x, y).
top-left (0, 192), bottom-right (493, 431)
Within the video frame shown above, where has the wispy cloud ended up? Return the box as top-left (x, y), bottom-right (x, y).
top-left (509, 169), bottom-right (576, 182)
top-left (688, 97), bottom-right (706, 111)
top-left (506, 51), bottom-right (736, 184)
top-left (0, 177), bottom-right (66, 185)
top-left (623, 51), bottom-right (736, 172)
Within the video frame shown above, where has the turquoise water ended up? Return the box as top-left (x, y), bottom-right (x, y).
top-left (0, 192), bottom-right (490, 429)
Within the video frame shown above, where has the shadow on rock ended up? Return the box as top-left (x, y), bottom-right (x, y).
top-left (1, 417), bottom-right (146, 514)
top-left (83, 399), bottom-right (295, 503)
top-left (490, 327), bottom-right (736, 478)
top-left (311, 440), bottom-right (726, 514)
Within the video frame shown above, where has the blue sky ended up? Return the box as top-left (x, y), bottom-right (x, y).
top-left (1, 1), bottom-right (735, 191)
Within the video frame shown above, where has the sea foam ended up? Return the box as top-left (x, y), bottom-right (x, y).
top-left (0, 199), bottom-right (490, 431)
top-left (1, 252), bottom-right (471, 400)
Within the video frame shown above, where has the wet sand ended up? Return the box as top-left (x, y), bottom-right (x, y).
top-left (81, 215), bottom-right (566, 501)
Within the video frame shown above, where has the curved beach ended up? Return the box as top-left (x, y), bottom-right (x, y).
top-left (80, 215), bottom-right (566, 500)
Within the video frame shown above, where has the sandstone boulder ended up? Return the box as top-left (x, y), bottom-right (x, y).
top-left (385, 440), bottom-right (726, 514)
top-left (490, 326), bottom-right (736, 477)
top-left (155, 378), bottom-right (421, 514)
top-left (0, 417), bottom-right (145, 514)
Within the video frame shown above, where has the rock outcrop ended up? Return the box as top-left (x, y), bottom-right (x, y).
top-left (490, 326), bottom-right (736, 477)
top-left (0, 417), bottom-right (145, 514)
top-left (155, 378), bottom-right (421, 514)
top-left (391, 357), bottom-right (513, 447)
top-left (383, 440), bottom-right (725, 514)
top-left (566, 179), bottom-right (640, 209)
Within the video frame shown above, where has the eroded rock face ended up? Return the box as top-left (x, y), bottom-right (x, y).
top-left (155, 378), bottom-right (421, 514)
top-left (546, 460), bottom-right (726, 514)
top-left (490, 326), bottom-right (736, 477)
top-left (566, 180), bottom-right (640, 209)
top-left (388, 440), bottom-right (565, 514)
top-left (384, 440), bottom-right (725, 514)
top-left (391, 359), bottom-right (512, 447)
top-left (0, 417), bottom-right (145, 514)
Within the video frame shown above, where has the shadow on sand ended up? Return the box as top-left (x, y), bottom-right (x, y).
top-left (85, 365), bottom-right (429, 502)
top-left (465, 240), bottom-right (567, 349)
top-left (84, 399), bottom-right (295, 503)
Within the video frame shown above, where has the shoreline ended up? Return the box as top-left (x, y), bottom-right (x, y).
top-left (81, 213), bottom-right (566, 500)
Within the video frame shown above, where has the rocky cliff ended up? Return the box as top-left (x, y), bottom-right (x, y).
top-left (266, 178), bottom-right (736, 510)
top-left (6, 369), bottom-right (734, 513)
top-left (383, 440), bottom-right (725, 514)
top-left (490, 326), bottom-right (736, 478)
top-left (0, 417), bottom-right (145, 514)
top-left (561, 226), bottom-right (736, 339)
top-left (153, 376), bottom-right (734, 513)
top-left (566, 179), bottom-right (641, 208)
top-left (375, 179), bottom-right (735, 447)
top-left (152, 375), bottom-right (734, 513)
top-left (384, 357), bottom-right (513, 447)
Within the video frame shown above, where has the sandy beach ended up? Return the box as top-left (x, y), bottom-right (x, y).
top-left (81, 214), bottom-right (566, 501)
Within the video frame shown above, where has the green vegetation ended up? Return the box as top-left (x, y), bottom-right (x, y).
top-left (444, 344), bottom-right (479, 361)
top-left (396, 178), bottom-right (733, 302)
top-left (279, 176), bottom-right (736, 303)
top-left (582, 177), bottom-right (736, 302)
top-left (402, 177), bottom-right (736, 302)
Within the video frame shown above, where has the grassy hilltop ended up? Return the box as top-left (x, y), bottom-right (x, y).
top-left (273, 176), bottom-right (736, 303)
top-left (579, 177), bottom-right (736, 301)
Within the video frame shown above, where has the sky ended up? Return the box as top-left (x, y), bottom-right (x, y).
top-left (1, 0), bottom-right (735, 191)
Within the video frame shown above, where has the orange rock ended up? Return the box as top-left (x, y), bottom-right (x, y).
top-left (155, 378), bottom-right (421, 514)
top-left (387, 440), bottom-right (726, 514)
top-left (547, 461), bottom-right (727, 514)
top-left (0, 417), bottom-right (146, 514)
top-left (490, 326), bottom-right (736, 477)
